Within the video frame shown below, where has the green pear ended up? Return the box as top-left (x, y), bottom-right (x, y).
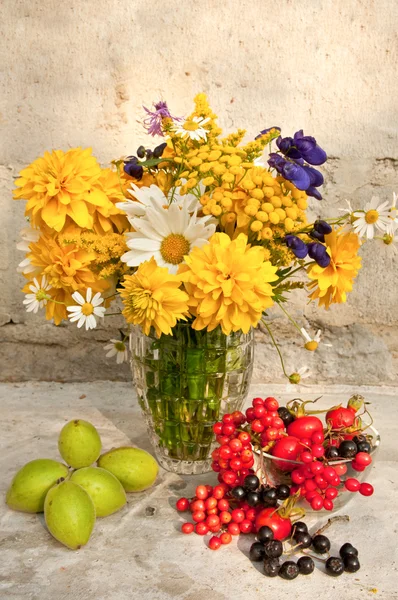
top-left (44, 481), bottom-right (95, 550)
top-left (6, 459), bottom-right (69, 513)
top-left (58, 419), bottom-right (102, 469)
top-left (98, 447), bottom-right (158, 492)
top-left (70, 467), bottom-right (126, 517)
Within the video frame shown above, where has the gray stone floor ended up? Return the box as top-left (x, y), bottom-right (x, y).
top-left (0, 381), bottom-right (397, 600)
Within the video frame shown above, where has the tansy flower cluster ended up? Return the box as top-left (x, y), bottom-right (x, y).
top-left (14, 93), bottom-right (392, 377)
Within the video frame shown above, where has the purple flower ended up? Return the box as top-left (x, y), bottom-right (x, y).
top-left (255, 126), bottom-right (281, 140)
top-left (268, 153), bottom-right (286, 173)
top-left (143, 101), bottom-right (181, 137)
top-left (306, 186), bottom-right (323, 200)
top-left (293, 131), bottom-right (327, 165)
top-left (281, 162), bottom-right (311, 191)
top-left (303, 166), bottom-right (324, 188)
top-left (314, 220), bottom-right (332, 235)
top-left (285, 235), bottom-right (308, 259)
top-left (124, 158), bottom-right (143, 180)
top-left (276, 136), bottom-right (302, 160)
top-left (308, 242), bottom-right (331, 267)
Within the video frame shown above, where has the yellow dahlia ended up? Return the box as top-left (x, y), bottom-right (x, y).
top-left (119, 257), bottom-right (189, 336)
top-left (90, 168), bottom-right (130, 235)
top-left (307, 229), bottom-right (362, 309)
top-left (178, 233), bottom-right (278, 335)
top-left (13, 148), bottom-right (113, 232)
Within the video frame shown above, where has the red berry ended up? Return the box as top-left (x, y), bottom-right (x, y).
top-left (219, 510), bottom-right (232, 524)
top-left (195, 485), bottom-right (209, 500)
top-left (205, 497), bottom-right (218, 510)
top-left (239, 519), bottom-right (253, 533)
top-left (252, 397), bottom-right (264, 406)
top-left (271, 417), bottom-right (285, 429)
top-left (315, 475), bottom-right (328, 490)
top-left (291, 470), bottom-right (305, 485)
top-left (310, 496), bottom-right (324, 511)
top-left (213, 422), bottom-right (223, 435)
top-left (254, 405), bottom-right (267, 418)
top-left (205, 485), bottom-right (213, 495)
top-left (311, 431), bottom-right (325, 444)
top-left (261, 414), bottom-right (273, 427)
top-left (305, 490), bottom-right (318, 501)
top-left (351, 461), bottom-right (366, 472)
top-left (323, 498), bottom-right (334, 511)
top-left (222, 414), bottom-right (234, 423)
top-left (345, 478), bottom-right (360, 492)
top-left (181, 523), bottom-right (194, 534)
top-left (241, 449), bottom-right (253, 463)
top-left (325, 487), bottom-right (338, 499)
top-left (251, 419), bottom-right (264, 433)
top-left (333, 463), bottom-right (347, 476)
top-left (229, 458), bottom-right (243, 471)
top-left (195, 522), bottom-right (209, 535)
top-left (209, 536), bottom-right (221, 550)
top-left (323, 466), bottom-right (337, 482)
top-left (238, 431), bottom-right (252, 445)
top-left (245, 508), bottom-right (257, 522)
top-left (219, 444), bottom-right (233, 460)
top-left (304, 478), bottom-right (317, 492)
top-left (217, 499), bottom-right (229, 511)
top-left (206, 515), bottom-right (220, 529)
top-left (222, 471), bottom-right (237, 485)
top-left (359, 482), bottom-right (374, 496)
top-left (216, 435), bottom-right (230, 446)
top-left (227, 522), bottom-right (241, 536)
top-left (246, 407), bottom-right (256, 421)
top-left (190, 499), bottom-right (205, 512)
top-left (192, 511), bottom-right (206, 523)
top-left (312, 444), bottom-right (325, 458)
top-left (211, 461), bottom-right (221, 472)
top-left (231, 509), bottom-right (245, 523)
top-left (176, 497), bottom-right (189, 511)
top-left (310, 462), bottom-right (324, 475)
top-left (220, 532), bottom-right (232, 545)
top-left (264, 397), bottom-right (279, 411)
top-left (355, 452), bottom-right (372, 467)
top-left (231, 411), bottom-right (246, 425)
top-left (213, 485), bottom-right (227, 499)
top-left (211, 449), bottom-right (220, 460)
top-left (229, 438), bottom-right (243, 453)
top-left (222, 423), bottom-right (236, 436)
top-left (300, 451), bottom-right (313, 464)
top-left (264, 427), bottom-right (279, 441)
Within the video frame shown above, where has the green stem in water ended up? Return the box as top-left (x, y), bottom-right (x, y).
top-left (261, 318), bottom-right (289, 380)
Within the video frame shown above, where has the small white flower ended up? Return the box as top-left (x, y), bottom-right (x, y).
top-left (66, 288), bottom-right (106, 330)
top-left (173, 116), bottom-right (210, 142)
top-left (16, 228), bottom-right (40, 274)
top-left (287, 366), bottom-right (312, 386)
top-left (338, 199), bottom-right (354, 215)
top-left (300, 327), bottom-right (322, 351)
top-left (104, 339), bottom-right (128, 364)
top-left (352, 196), bottom-right (391, 239)
top-left (387, 191), bottom-right (398, 233)
top-left (380, 220), bottom-right (398, 255)
top-left (23, 276), bottom-right (51, 313)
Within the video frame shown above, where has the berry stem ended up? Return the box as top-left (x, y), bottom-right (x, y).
top-left (313, 515), bottom-right (350, 537)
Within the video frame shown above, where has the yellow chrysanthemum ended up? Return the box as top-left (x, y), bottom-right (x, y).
top-left (178, 233), bottom-right (278, 335)
top-left (24, 234), bottom-right (109, 324)
top-left (91, 168), bottom-right (130, 235)
top-left (307, 229), bottom-right (362, 309)
top-left (13, 148), bottom-right (115, 232)
top-left (119, 257), bottom-right (190, 336)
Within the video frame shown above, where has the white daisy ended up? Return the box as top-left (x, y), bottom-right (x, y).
top-left (300, 327), bottom-right (322, 351)
top-left (118, 186), bottom-right (216, 274)
top-left (288, 366), bottom-right (312, 385)
top-left (66, 288), bottom-right (106, 330)
top-left (172, 116), bottom-right (210, 142)
top-left (387, 192), bottom-right (398, 233)
top-left (381, 220), bottom-right (398, 255)
top-left (16, 227), bottom-right (40, 274)
top-left (116, 183), bottom-right (198, 219)
top-left (104, 339), bottom-right (128, 364)
top-left (352, 196), bottom-right (391, 239)
top-left (23, 276), bottom-right (51, 313)
top-left (338, 199), bottom-right (354, 215)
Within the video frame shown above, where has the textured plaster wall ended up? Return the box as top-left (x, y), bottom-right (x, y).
top-left (0, 0), bottom-right (397, 384)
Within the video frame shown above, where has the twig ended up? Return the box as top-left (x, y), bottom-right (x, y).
top-left (314, 515), bottom-right (350, 537)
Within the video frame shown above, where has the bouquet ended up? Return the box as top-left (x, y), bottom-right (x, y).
top-left (13, 93), bottom-right (397, 470)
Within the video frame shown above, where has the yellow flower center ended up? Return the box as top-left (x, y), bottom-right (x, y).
top-left (365, 209), bottom-right (379, 224)
top-left (114, 341), bottom-right (126, 352)
top-left (183, 121), bottom-right (200, 132)
top-left (304, 341), bottom-right (318, 352)
top-left (160, 234), bottom-right (190, 265)
top-left (35, 290), bottom-right (48, 302)
top-left (81, 302), bottom-right (94, 316)
top-left (383, 233), bottom-right (393, 246)
top-left (289, 372), bottom-right (301, 384)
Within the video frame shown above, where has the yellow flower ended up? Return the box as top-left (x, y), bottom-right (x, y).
top-left (120, 257), bottom-right (189, 336)
top-left (91, 169), bottom-right (130, 235)
top-left (307, 229), bottom-right (362, 309)
top-left (24, 233), bottom-right (109, 324)
top-left (179, 233), bottom-right (278, 334)
top-left (13, 148), bottom-right (115, 232)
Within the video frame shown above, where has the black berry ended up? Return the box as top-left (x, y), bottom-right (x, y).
top-left (279, 561), bottom-right (300, 580)
top-left (356, 441), bottom-right (371, 454)
top-left (231, 486), bottom-right (246, 500)
top-left (295, 532), bottom-right (312, 549)
top-left (263, 557), bottom-right (280, 577)
top-left (257, 526), bottom-right (274, 544)
top-left (292, 521), bottom-right (308, 538)
top-left (249, 542), bottom-right (266, 562)
top-left (297, 555), bottom-right (315, 575)
top-left (246, 491), bottom-right (261, 507)
top-left (338, 440), bottom-right (357, 459)
top-left (261, 487), bottom-right (278, 507)
top-left (344, 555), bottom-right (361, 572)
top-left (277, 407), bottom-right (295, 427)
top-left (264, 539), bottom-right (283, 558)
top-left (326, 556), bottom-right (345, 577)
top-left (339, 543), bottom-right (358, 558)
top-left (276, 484), bottom-right (290, 500)
top-left (312, 534), bottom-right (331, 554)
top-left (325, 445), bottom-right (340, 459)
top-left (244, 474), bottom-right (260, 490)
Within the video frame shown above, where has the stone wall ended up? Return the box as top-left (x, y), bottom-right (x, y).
top-left (1, 0), bottom-right (397, 384)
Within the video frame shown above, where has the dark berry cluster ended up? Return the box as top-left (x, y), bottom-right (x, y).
top-left (123, 142), bottom-right (167, 180)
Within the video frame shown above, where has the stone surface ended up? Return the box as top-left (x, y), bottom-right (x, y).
top-left (0, 381), bottom-right (397, 600)
top-left (1, 1), bottom-right (398, 384)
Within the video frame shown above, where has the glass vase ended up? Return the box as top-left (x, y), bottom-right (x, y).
top-left (130, 324), bottom-right (254, 475)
